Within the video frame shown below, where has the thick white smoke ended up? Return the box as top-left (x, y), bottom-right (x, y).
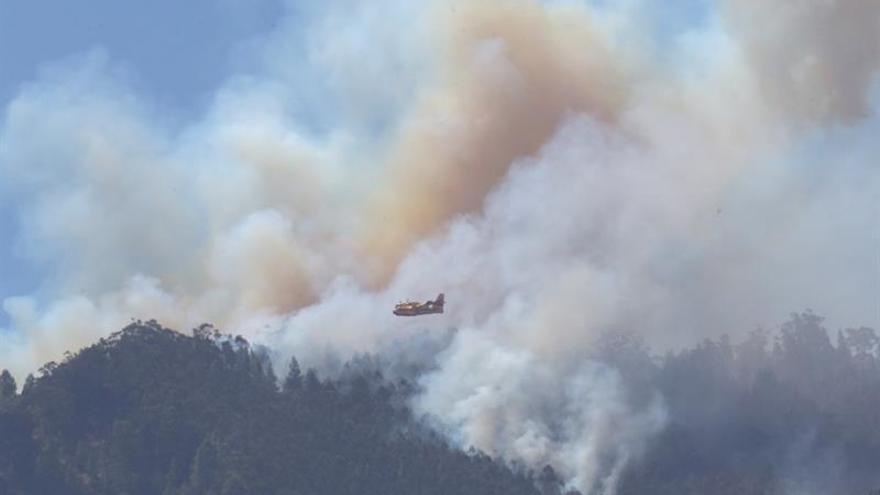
top-left (1, 0), bottom-right (879, 492)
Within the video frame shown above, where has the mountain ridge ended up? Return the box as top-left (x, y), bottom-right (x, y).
top-left (0, 321), bottom-right (548, 495)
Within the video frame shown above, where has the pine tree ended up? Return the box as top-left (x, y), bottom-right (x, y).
top-left (283, 357), bottom-right (303, 394)
top-left (0, 370), bottom-right (16, 400)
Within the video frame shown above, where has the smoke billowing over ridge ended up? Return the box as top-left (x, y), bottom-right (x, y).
top-left (1, 0), bottom-right (879, 492)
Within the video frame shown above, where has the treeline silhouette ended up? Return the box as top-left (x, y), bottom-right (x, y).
top-left (1, 312), bottom-right (880, 494)
top-left (603, 312), bottom-right (880, 495)
top-left (0, 322), bottom-right (545, 495)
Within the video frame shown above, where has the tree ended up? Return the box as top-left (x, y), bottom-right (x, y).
top-left (843, 327), bottom-right (878, 357)
top-left (304, 368), bottom-right (321, 394)
top-left (21, 374), bottom-right (35, 395)
top-left (192, 323), bottom-right (219, 340)
top-left (0, 369), bottom-right (16, 400)
top-left (37, 361), bottom-right (57, 378)
top-left (283, 357), bottom-right (303, 394)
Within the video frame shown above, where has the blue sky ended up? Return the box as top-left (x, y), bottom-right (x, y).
top-left (0, 0), bottom-right (284, 108)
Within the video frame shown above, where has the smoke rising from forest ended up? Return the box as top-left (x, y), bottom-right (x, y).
top-left (1, 0), bottom-right (879, 492)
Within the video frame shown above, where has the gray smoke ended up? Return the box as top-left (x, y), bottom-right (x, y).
top-left (1, 0), bottom-right (879, 492)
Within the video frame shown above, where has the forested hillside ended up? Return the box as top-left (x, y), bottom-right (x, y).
top-left (2, 313), bottom-right (880, 494)
top-left (610, 313), bottom-right (880, 495)
top-left (0, 322), bottom-right (544, 495)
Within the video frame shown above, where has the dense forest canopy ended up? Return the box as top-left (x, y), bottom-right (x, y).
top-left (0, 321), bottom-right (542, 495)
top-left (2, 313), bottom-right (880, 494)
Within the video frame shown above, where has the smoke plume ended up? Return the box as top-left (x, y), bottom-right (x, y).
top-left (1, 0), bottom-right (878, 492)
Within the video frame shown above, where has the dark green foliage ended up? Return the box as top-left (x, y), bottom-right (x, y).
top-left (0, 321), bottom-right (539, 495)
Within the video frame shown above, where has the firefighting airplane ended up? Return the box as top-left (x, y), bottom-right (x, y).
top-left (393, 293), bottom-right (445, 316)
